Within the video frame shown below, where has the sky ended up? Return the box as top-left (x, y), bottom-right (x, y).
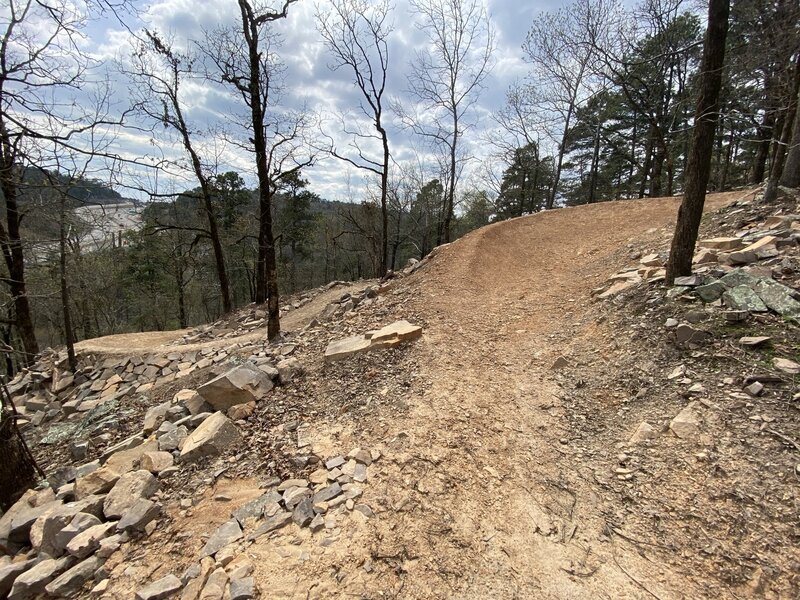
top-left (68, 1), bottom-right (560, 201)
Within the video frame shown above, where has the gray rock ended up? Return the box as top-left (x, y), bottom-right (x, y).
top-left (74, 465), bottom-right (119, 499)
top-left (675, 324), bottom-right (711, 345)
top-left (282, 487), bottom-right (312, 509)
top-left (694, 280), bottom-right (726, 302)
top-left (200, 520), bottom-right (242, 558)
top-left (229, 576), bottom-right (255, 600)
top-left (48, 466), bottom-right (77, 491)
top-left (722, 285), bottom-right (768, 312)
top-left (8, 555), bottom-right (77, 599)
top-left (276, 358), bottom-right (303, 384)
top-left (292, 498), bottom-right (315, 527)
top-left (673, 275), bottom-right (704, 287)
top-left (135, 573), bottom-right (182, 600)
top-left (196, 364), bottom-right (272, 411)
top-left (103, 470), bottom-right (159, 519)
top-left (157, 425), bottom-right (188, 452)
top-left (44, 555), bottom-right (103, 598)
top-left (754, 279), bottom-right (800, 317)
top-left (117, 499), bottom-right (161, 532)
top-left (719, 268), bottom-right (761, 289)
top-left (30, 504), bottom-right (80, 557)
top-left (0, 560), bottom-right (34, 597)
top-left (54, 513), bottom-right (102, 555)
top-left (670, 402), bottom-right (701, 440)
top-left (8, 500), bottom-right (61, 544)
top-left (65, 522), bottom-right (116, 559)
top-left (232, 492), bottom-right (281, 526)
top-left (143, 402), bottom-right (171, 435)
top-left (180, 412), bottom-right (241, 463)
top-left (247, 512), bottom-right (292, 540)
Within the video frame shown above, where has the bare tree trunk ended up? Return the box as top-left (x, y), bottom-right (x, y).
top-left (751, 112), bottom-right (774, 184)
top-left (765, 55), bottom-right (800, 202)
top-left (780, 84), bottom-right (800, 187)
top-left (666, 0), bottom-right (729, 284)
top-left (59, 196), bottom-right (76, 371)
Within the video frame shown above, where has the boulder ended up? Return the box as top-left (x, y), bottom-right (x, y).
top-left (54, 513), bottom-right (102, 554)
top-left (198, 568), bottom-right (228, 600)
top-left (694, 280), bottom-right (726, 302)
top-left (722, 286), bottom-right (768, 312)
top-left (753, 279), bottom-right (800, 317)
top-left (7, 500), bottom-right (62, 545)
top-left (180, 412), bottom-right (241, 463)
top-left (174, 389), bottom-right (210, 416)
top-left (30, 504), bottom-right (79, 557)
top-left (105, 440), bottom-right (159, 475)
top-left (719, 268), bottom-right (761, 289)
top-left (0, 560), bottom-right (35, 597)
top-left (140, 451), bottom-right (175, 474)
top-left (157, 425), bottom-right (188, 452)
top-left (229, 576), bottom-right (255, 600)
top-left (200, 520), bottom-right (242, 558)
top-left (117, 499), bottom-right (161, 533)
top-left (8, 555), bottom-right (77, 599)
top-left (143, 402), bottom-right (171, 435)
top-left (44, 556), bottom-right (103, 597)
top-left (196, 364), bottom-right (272, 411)
top-left (227, 402), bottom-right (255, 421)
top-left (324, 320), bottom-right (423, 363)
top-left (276, 358), bottom-right (303, 384)
top-left (135, 574), bottom-right (182, 600)
top-left (74, 467), bottom-right (119, 499)
top-left (65, 522), bottom-right (116, 559)
top-left (103, 470), bottom-right (159, 519)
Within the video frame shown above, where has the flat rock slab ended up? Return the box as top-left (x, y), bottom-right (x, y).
top-left (699, 237), bottom-right (743, 251)
top-left (201, 520), bottom-right (242, 557)
top-left (324, 320), bottom-right (422, 362)
top-left (180, 412), bottom-right (241, 463)
top-left (135, 574), bottom-right (182, 600)
top-left (103, 470), bottom-right (159, 519)
top-left (197, 364), bottom-right (273, 411)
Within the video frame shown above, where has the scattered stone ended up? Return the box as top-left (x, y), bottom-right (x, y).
top-left (674, 275), bottom-right (703, 287)
top-left (180, 412), bottom-right (242, 463)
top-left (324, 320), bottom-right (422, 362)
top-left (135, 574), bottom-right (182, 600)
top-left (745, 381), bottom-right (764, 397)
top-left (8, 556), bottom-right (76, 599)
top-left (695, 280), bottom-right (726, 302)
top-left (670, 402), bottom-right (702, 440)
top-left (699, 237), bottom-right (743, 251)
top-left (227, 402), bottom-right (255, 421)
top-left (664, 318), bottom-right (679, 328)
top-left (722, 286), bottom-right (769, 312)
top-left (74, 466), bottom-right (119, 499)
top-left (103, 470), bottom-right (159, 519)
top-left (739, 336), bottom-right (771, 347)
top-left (276, 358), bottom-right (303, 384)
top-left (140, 451), bottom-right (175, 474)
top-left (196, 364), bottom-right (273, 411)
top-left (754, 279), bottom-right (800, 317)
top-left (143, 402), bottom-right (171, 435)
top-left (229, 576), bottom-right (255, 600)
top-left (292, 498), bottom-right (315, 527)
top-left (313, 483), bottom-right (342, 504)
top-left (201, 520), bottom-right (242, 558)
top-left (774, 357), bottom-right (800, 374)
top-left (248, 512), bottom-right (292, 540)
top-left (353, 504), bottom-right (375, 518)
top-left (65, 522), bottom-right (115, 559)
top-left (675, 324), bottom-right (711, 345)
top-left (0, 560), bottom-right (35, 597)
top-left (44, 556), bottom-right (103, 597)
top-left (198, 568), bottom-right (228, 600)
top-left (325, 456), bottom-right (346, 470)
top-left (117, 499), bottom-right (161, 533)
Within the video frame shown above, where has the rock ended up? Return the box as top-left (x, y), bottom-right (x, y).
top-left (276, 358), bottom-right (303, 384)
top-left (353, 504), bottom-right (375, 518)
top-left (670, 402), bottom-right (702, 440)
top-left (174, 389), bottom-right (210, 416)
top-left (140, 451), bottom-right (175, 474)
top-left (640, 253), bottom-right (662, 267)
top-left (8, 556), bottom-right (76, 599)
top-left (200, 520), bottom-right (242, 558)
top-left (227, 402), bottom-right (255, 421)
top-left (313, 483), bottom-right (342, 504)
top-left (722, 286), bottom-right (768, 312)
top-left (53, 512), bottom-right (102, 556)
top-left (117, 499), bottom-right (161, 532)
top-left (231, 492), bottom-right (281, 526)
top-left (70, 441), bottom-right (89, 461)
top-left (196, 364), bottom-right (273, 411)
top-left (105, 440), bottom-right (159, 475)
top-left (719, 268), bottom-right (761, 289)
top-left (0, 560), bottom-right (34, 597)
top-left (694, 248), bottom-right (718, 264)
top-left (277, 478), bottom-right (308, 491)
top-left (198, 567), bottom-right (227, 600)
top-left (65, 522), bottom-right (115, 559)
top-left (324, 320), bottom-right (423, 362)
top-left (629, 422), bottom-right (657, 444)
top-left (325, 456), bottom-right (346, 470)
top-left (229, 577), bottom-right (255, 600)
top-left (774, 357), bottom-right (800, 374)
top-left (180, 412), bottom-right (241, 463)
top-left (44, 556), bottom-right (103, 597)
top-left (135, 574), bottom-right (183, 600)
top-left (247, 511), bottom-right (292, 540)
top-left (100, 434), bottom-right (144, 464)
top-left (739, 336), bottom-right (771, 347)
top-left (674, 275), bottom-right (703, 287)
top-left (282, 487), bottom-right (311, 509)
top-left (699, 237), bottom-right (743, 251)
top-left (675, 324), bottom-right (711, 345)
top-left (74, 466), bottom-right (120, 499)
top-left (103, 470), bottom-right (159, 519)
top-left (292, 498), bottom-right (315, 527)
top-left (695, 280), bottom-right (726, 302)
top-left (741, 235), bottom-right (777, 253)
top-left (143, 402), bottom-right (171, 435)
top-left (158, 425), bottom-right (188, 452)
top-left (723, 310), bottom-right (749, 323)
top-left (664, 318), bottom-right (679, 328)
top-left (551, 356), bottom-right (570, 370)
top-left (753, 279), bottom-right (800, 317)
top-left (745, 381), bottom-right (764, 396)
top-left (30, 504), bottom-right (80, 557)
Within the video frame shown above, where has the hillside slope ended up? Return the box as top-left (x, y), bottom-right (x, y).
top-left (7, 188), bottom-right (799, 600)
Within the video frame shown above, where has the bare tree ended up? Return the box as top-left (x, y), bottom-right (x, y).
top-left (126, 31), bottom-right (234, 314)
top-left (203, 0), bottom-right (305, 339)
top-left (666, 0), bottom-right (729, 283)
top-left (317, 0), bottom-right (393, 276)
top-left (0, 0), bottom-right (131, 365)
top-left (765, 54), bottom-right (800, 200)
top-left (398, 0), bottom-right (494, 244)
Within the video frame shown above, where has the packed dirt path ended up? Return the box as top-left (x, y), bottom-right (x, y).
top-left (298, 191), bottom-right (746, 599)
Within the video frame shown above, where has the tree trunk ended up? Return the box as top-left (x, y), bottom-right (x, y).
top-left (780, 84), bottom-right (800, 187)
top-left (588, 120), bottom-right (602, 204)
top-left (59, 196), bottom-right (76, 371)
top-left (380, 126), bottom-right (390, 275)
top-left (751, 111), bottom-right (774, 184)
top-left (666, 0), bottom-right (729, 284)
top-left (765, 55), bottom-right (800, 202)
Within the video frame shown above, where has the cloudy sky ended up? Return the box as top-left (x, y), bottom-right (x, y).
top-left (83, 0), bottom-right (561, 201)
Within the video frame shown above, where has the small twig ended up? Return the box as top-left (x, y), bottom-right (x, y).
top-left (765, 428), bottom-right (800, 452)
top-left (611, 547), bottom-right (665, 600)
